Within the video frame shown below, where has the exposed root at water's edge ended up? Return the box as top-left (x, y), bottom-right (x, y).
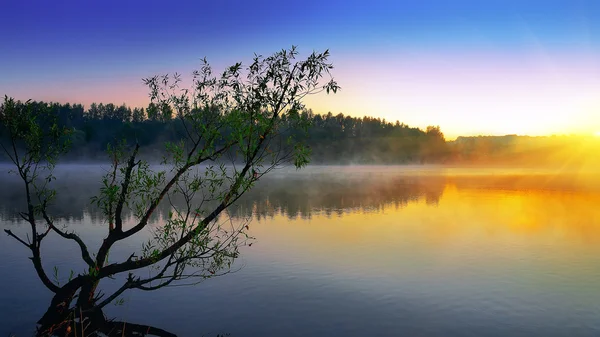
top-left (35, 309), bottom-right (177, 337)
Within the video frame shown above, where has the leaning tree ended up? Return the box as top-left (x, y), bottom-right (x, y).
top-left (0, 46), bottom-right (338, 335)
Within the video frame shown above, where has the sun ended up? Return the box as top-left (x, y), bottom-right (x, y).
top-left (595, 131), bottom-right (600, 137)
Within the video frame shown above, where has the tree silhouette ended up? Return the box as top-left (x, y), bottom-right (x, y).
top-left (0, 46), bottom-right (339, 335)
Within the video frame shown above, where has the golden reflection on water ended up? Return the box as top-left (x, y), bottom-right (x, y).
top-left (247, 174), bottom-right (600, 277)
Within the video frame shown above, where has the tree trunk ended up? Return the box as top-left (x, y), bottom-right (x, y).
top-left (36, 278), bottom-right (100, 336)
top-left (36, 288), bottom-right (78, 335)
top-left (77, 280), bottom-right (100, 309)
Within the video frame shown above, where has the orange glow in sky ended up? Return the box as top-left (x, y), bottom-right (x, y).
top-left (302, 51), bottom-right (600, 140)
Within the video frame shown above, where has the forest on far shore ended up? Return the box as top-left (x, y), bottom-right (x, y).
top-left (2, 100), bottom-right (599, 168)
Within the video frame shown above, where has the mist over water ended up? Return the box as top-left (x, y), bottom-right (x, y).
top-left (1, 165), bottom-right (600, 336)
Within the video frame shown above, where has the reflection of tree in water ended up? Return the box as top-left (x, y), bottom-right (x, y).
top-left (0, 170), bottom-right (98, 221)
top-left (1, 170), bottom-right (446, 223)
top-left (0, 172), bottom-right (445, 223)
top-left (234, 172), bottom-right (600, 222)
top-left (5, 168), bottom-right (597, 225)
top-left (231, 174), bottom-right (447, 220)
top-left (0, 170), bottom-right (190, 224)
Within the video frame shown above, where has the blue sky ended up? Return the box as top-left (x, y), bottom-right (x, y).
top-left (1, 0), bottom-right (599, 137)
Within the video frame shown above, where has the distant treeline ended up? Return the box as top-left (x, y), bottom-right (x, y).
top-left (449, 134), bottom-right (600, 168)
top-left (1, 100), bottom-right (599, 166)
top-left (0, 100), bottom-right (449, 163)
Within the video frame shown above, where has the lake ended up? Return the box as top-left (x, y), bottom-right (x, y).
top-left (2, 165), bottom-right (600, 336)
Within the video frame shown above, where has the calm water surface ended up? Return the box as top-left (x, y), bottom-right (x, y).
top-left (1, 165), bottom-right (600, 336)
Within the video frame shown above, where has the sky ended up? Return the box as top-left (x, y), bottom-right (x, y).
top-left (1, 0), bottom-right (599, 139)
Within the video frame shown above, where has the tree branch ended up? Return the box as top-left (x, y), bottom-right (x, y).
top-left (96, 58), bottom-right (300, 280)
top-left (97, 70), bottom-right (292, 279)
top-left (120, 142), bottom-right (234, 240)
top-left (114, 143), bottom-right (140, 232)
top-left (4, 229), bottom-right (30, 247)
top-left (29, 251), bottom-right (61, 293)
top-left (93, 273), bottom-right (136, 310)
top-left (41, 208), bottom-right (95, 268)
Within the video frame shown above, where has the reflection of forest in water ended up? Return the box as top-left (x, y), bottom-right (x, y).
top-left (234, 174), bottom-right (446, 220)
top-left (1, 166), bottom-right (599, 223)
top-left (0, 169), bottom-right (446, 222)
